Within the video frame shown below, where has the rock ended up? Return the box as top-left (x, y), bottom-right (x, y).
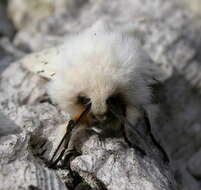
top-left (0, 2), bottom-right (15, 38)
top-left (0, 111), bottom-right (21, 137)
top-left (0, 63), bottom-right (69, 190)
top-left (71, 136), bottom-right (172, 190)
top-left (174, 165), bottom-right (201, 190)
top-left (0, 37), bottom-right (25, 73)
top-left (0, 59), bottom-right (176, 190)
top-left (7, 0), bottom-right (88, 30)
top-left (7, 0), bottom-right (54, 30)
top-left (187, 149), bottom-right (201, 179)
top-left (181, 0), bottom-right (201, 16)
top-left (2, 0), bottom-right (201, 189)
top-left (0, 130), bottom-right (68, 190)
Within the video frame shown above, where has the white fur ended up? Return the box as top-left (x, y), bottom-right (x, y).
top-left (22, 21), bottom-right (164, 122)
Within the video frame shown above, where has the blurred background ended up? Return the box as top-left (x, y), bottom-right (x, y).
top-left (0, 0), bottom-right (201, 190)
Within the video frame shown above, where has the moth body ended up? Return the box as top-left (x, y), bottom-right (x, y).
top-left (22, 21), bottom-right (165, 131)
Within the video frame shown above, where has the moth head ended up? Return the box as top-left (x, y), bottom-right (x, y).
top-left (47, 66), bottom-right (126, 125)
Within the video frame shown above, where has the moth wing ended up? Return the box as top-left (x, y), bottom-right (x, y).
top-left (21, 46), bottom-right (63, 79)
top-left (142, 58), bottom-right (172, 85)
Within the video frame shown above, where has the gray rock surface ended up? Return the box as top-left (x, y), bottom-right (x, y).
top-left (0, 37), bottom-right (25, 73)
top-left (0, 128), bottom-right (68, 190)
top-left (0, 61), bottom-right (176, 190)
top-left (181, 0), bottom-right (201, 15)
top-left (187, 148), bottom-right (201, 179)
top-left (1, 0), bottom-right (201, 190)
top-left (7, 0), bottom-right (88, 30)
top-left (0, 1), bottom-right (15, 38)
top-left (0, 111), bottom-right (21, 137)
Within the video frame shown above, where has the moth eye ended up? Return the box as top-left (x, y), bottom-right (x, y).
top-left (106, 94), bottom-right (122, 105)
top-left (106, 93), bottom-right (126, 115)
top-left (106, 93), bottom-right (126, 110)
top-left (77, 95), bottom-right (91, 106)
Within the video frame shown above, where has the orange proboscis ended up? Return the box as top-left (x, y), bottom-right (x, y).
top-left (71, 112), bottom-right (90, 124)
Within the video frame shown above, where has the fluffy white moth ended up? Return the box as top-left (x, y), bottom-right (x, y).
top-left (21, 21), bottom-right (166, 138)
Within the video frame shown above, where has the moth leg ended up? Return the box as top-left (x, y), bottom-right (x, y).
top-left (52, 124), bottom-right (92, 169)
top-left (29, 132), bottom-right (51, 158)
top-left (121, 123), bottom-right (146, 156)
top-left (67, 125), bottom-right (93, 153)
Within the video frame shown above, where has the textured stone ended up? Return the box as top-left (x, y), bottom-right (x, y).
top-left (0, 2), bottom-right (15, 38)
top-left (182, 0), bottom-right (201, 15)
top-left (0, 60), bottom-right (175, 190)
top-left (0, 37), bottom-right (25, 73)
top-left (7, 0), bottom-right (54, 29)
top-left (0, 111), bottom-right (21, 137)
top-left (187, 149), bottom-right (201, 179)
top-left (0, 131), bottom-right (68, 190)
top-left (71, 136), bottom-right (172, 190)
top-left (1, 0), bottom-right (201, 189)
